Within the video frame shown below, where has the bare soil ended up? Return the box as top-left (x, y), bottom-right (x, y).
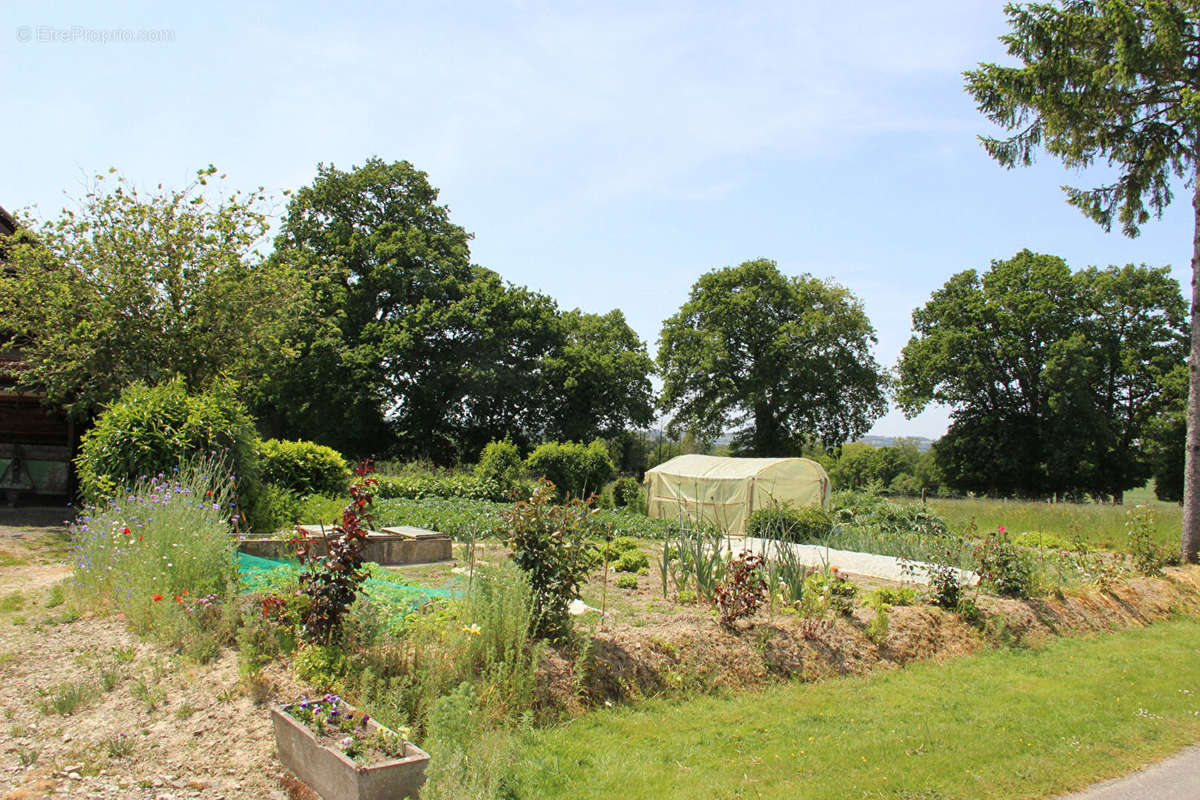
top-left (4, 513), bottom-right (1200, 800)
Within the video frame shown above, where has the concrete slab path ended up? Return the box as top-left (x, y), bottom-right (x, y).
top-left (724, 535), bottom-right (979, 587)
top-left (1057, 742), bottom-right (1200, 799)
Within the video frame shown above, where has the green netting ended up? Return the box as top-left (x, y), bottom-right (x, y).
top-left (237, 552), bottom-right (461, 609)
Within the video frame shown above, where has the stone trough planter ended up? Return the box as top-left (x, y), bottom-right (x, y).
top-left (272, 701), bottom-right (430, 800)
top-left (240, 524), bottom-right (451, 566)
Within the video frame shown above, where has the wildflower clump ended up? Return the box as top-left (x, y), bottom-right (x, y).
top-left (71, 457), bottom-right (237, 631)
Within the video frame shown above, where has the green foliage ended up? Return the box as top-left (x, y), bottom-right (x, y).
top-left (612, 548), bottom-right (649, 574)
top-left (1015, 531), bottom-right (1077, 551)
top-left (252, 483), bottom-right (302, 533)
top-left (665, 525), bottom-right (728, 602)
top-left (255, 159), bottom-right (654, 463)
top-left (657, 258), bottom-right (887, 454)
top-left (973, 532), bottom-right (1034, 598)
top-left (746, 505), bottom-right (832, 543)
top-left (801, 568), bottom-right (857, 615)
top-left (1127, 505), bottom-right (1173, 576)
top-left (898, 251), bottom-right (1185, 500)
top-left (542, 309), bottom-right (656, 442)
top-left (474, 439), bottom-right (523, 493)
top-left (1144, 364), bottom-right (1186, 503)
top-left (615, 574), bottom-right (639, 590)
top-left (525, 440), bottom-right (616, 501)
top-left (503, 481), bottom-right (596, 638)
top-left (0, 167), bottom-right (311, 421)
top-left (610, 476), bottom-right (646, 513)
top-left (833, 491), bottom-right (949, 538)
top-left (375, 472), bottom-right (514, 503)
top-left (863, 586), bottom-right (918, 607)
top-left (259, 438), bottom-right (350, 498)
top-left (75, 378), bottom-right (261, 515)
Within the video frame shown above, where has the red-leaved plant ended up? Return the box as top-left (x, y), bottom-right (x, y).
top-left (290, 460), bottom-right (377, 643)
top-left (712, 550), bottom-right (767, 628)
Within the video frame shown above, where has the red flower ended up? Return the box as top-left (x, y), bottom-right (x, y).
top-left (138, 536), bottom-right (144, 541)
top-left (175, 596), bottom-right (182, 603)
top-left (122, 527), bottom-right (131, 535)
top-left (152, 594), bottom-right (163, 602)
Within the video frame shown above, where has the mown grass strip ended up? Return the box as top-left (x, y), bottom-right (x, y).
top-left (512, 618), bottom-right (1200, 799)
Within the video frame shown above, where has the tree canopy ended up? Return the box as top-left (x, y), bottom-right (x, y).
top-left (256, 158), bottom-right (657, 462)
top-left (658, 258), bottom-right (887, 456)
top-left (965, 1), bottom-right (1200, 550)
top-left (897, 249), bottom-right (1186, 499)
top-left (0, 167), bottom-right (309, 420)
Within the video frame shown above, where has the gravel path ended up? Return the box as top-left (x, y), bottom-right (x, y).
top-left (725, 535), bottom-right (980, 586)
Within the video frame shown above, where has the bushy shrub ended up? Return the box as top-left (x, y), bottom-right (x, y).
top-left (374, 472), bottom-right (514, 503)
top-left (612, 548), bottom-right (650, 574)
top-left (524, 440), bottom-right (616, 501)
top-left (503, 481), bottom-right (597, 638)
top-left (973, 532), bottom-right (1033, 598)
top-left (615, 574), bottom-right (639, 589)
top-left (1015, 531), bottom-right (1079, 551)
top-left (611, 475), bottom-right (646, 513)
top-left (475, 439), bottom-right (523, 493)
top-left (713, 551), bottom-right (767, 627)
top-left (259, 438), bottom-right (350, 498)
top-left (832, 491), bottom-right (949, 538)
top-left (746, 504), bottom-right (832, 542)
top-left (801, 568), bottom-right (857, 615)
top-left (253, 483), bottom-right (302, 532)
top-left (76, 378), bottom-right (261, 515)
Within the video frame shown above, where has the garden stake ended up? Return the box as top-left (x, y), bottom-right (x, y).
top-left (600, 524), bottom-right (612, 624)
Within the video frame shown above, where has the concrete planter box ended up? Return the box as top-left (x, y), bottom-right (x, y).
top-left (272, 702), bottom-right (430, 800)
top-left (240, 525), bottom-right (451, 566)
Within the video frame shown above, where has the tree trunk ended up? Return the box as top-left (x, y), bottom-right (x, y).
top-left (1182, 177), bottom-right (1200, 562)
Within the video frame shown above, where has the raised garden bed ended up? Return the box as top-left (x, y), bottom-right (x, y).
top-left (272, 696), bottom-right (430, 800)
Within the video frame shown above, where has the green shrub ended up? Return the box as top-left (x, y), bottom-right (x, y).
top-left (504, 481), bottom-right (597, 639)
top-left (802, 568), bottom-right (857, 615)
top-left (253, 483), bottom-right (302, 532)
top-left (612, 548), bottom-right (650, 574)
top-left (615, 574), bottom-right (639, 589)
top-left (611, 476), bottom-right (646, 513)
top-left (973, 532), bottom-right (1034, 597)
top-left (525, 440), bottom-right (616, 501)
top-left (76, 378), bottom-right (261, 516)
top-left (746, 505), bottom-right (833, 543)
top-left (864, 586), bottom-right (918, 607)
top-left (375, 472), bottom-right (512, 503)
top-left (258, 439), bottom-right (350, 498)
top-left (475, 439), bottom-right (523, 493)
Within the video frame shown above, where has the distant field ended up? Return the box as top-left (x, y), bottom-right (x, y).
top-left (914, 493), bottom-right (1181, 552)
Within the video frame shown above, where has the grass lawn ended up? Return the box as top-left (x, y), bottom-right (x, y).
top-left (919, 496), bottom-right (1182, 551)
top-left (509, 617), bottom-right (1200, 799)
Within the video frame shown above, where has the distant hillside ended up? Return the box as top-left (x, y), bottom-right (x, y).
top-left (855, 435), bottom-right (935, 452)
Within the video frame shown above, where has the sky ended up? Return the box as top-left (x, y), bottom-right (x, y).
top-left (3, 1), bottom-right (1196, 440)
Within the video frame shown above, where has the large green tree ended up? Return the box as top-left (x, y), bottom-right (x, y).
top-left (0, 167), bottom-right (309, 420)
top-left (258, 158), bottom-right (658, 463)
top-left (658, 258), bottom-right (887, 455)
top-left (965, 2), bottom-right (1200, 552)
top-left (255, 158), bottom-right (478, 459)
top-left (543, 309), bottom-right (656, 443)
top-left (898, 250), bottom-right (1185, 499)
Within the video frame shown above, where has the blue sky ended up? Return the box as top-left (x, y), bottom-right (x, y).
top-left (3, 1), bottom-right (1195, 440)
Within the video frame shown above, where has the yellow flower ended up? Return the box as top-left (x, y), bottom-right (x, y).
top-left (462, 623), bottom-right (482, 636)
